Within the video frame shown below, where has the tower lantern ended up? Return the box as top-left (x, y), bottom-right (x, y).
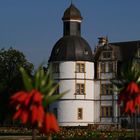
top-left (62, 4), bottom-right (83, 36)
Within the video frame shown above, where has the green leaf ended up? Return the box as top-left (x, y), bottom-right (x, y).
top-left (111, 79), bottom-right (123, 89)
top-left (20, 67), bottom-right (33, 91)
top-left (41, 80), bottom-right (54, 94)
top-left (47, 84), bottom-right (59, 96)
top-left (137, 77), bottom-right (140, 84)
top-left (44, 91), bottom-right (68, 106)
top-left (34, 70), bottom-right (40, 89)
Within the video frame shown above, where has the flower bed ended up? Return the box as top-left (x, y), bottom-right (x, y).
top-left (53, 127), bottom-right (138, 140)
top-left (0, 126), bottom-right (139, 140)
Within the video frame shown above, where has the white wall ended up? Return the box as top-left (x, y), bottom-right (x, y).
top-left (50, 61), bottom-right (94, 126)
top-left (59, 80), bottom-right (94, 99)
top-left (59, 61), bottom-right (94, 79)
top-left (94, 80), bottom-right (119, 124)
top-left (50, 100), bottom-right (94, 126)
top-left (53, 61), bottom-right (94, 100)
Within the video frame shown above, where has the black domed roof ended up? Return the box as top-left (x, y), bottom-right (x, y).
top-left (49, 36), bottom-right (93, 62)
top-left (62, 4), bottom-right (83, 21)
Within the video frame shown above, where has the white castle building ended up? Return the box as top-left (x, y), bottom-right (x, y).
top-left (49, 4), bottom-right (140, 127)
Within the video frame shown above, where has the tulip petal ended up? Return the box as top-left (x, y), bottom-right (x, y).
top-left (31, 105), bottom-right (38, 125)
top-left (31, 90), bottom-right (42, 104)
top-left (13, 108), bottom-right (22, 120)
top-left (21, 109), bottom-right (28, 124)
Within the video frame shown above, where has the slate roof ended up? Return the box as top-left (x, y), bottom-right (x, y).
top-left (111, 41), bottom-right (140, 61)
top-left (62, 4), bottom-right (83, 21)
top-left (94, 40), bottom-right (140, 62)
top-left (49, 36), bottom-right (93, 62)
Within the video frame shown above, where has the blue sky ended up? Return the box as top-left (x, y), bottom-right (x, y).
top-left (0, 0), bottom-right (140, 67)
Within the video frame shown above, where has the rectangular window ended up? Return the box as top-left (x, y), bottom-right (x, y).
top-left (53, 63), bottom-right (59, 73)
top-left (102, 51), bottom-right (112, 59)
top-left (101, 106), bottom-right (113, 117)
top-left (108, 62), bottom-right (113, 72)
top-left (76, 83), bottom-right (85, 95)
top-left (100, 63), bottom-right (106, 72)
top-left (53, 108), bottom-right (58, 119)
top-left (77, 108), bottom-right (83, 120)
top-left (101, 84), bottom-right (113, 95)
top-left (76, 63), bottom-right (85, 73)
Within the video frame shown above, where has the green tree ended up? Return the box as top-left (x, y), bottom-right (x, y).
top-left (0, 48), bottom-right (34, 124)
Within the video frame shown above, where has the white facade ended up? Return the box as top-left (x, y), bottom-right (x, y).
top-left (93, 45), bottom-right (119, 126)
top-left (49, 4), bottom-right (120, 127)
top-left (50, 61), bottom-right (95, 126)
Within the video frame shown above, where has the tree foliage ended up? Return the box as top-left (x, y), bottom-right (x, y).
top-left (0, 48), bottom-right (34, 124)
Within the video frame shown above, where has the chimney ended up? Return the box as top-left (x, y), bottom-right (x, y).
top-left (98, 37), bottom-right (108, 46)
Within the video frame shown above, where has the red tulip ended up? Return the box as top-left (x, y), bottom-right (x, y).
top-left (31, 89), bottom-right (42, 104)
top-left (124, 100), bottom-right (135, 113)
top-left (37, 105), bottom-right (45, 127)
top-left (11, 89), bottom-right (44, 127)
top-left (118, 81), bottom-right (140, 114)
top-left (49, 113), bottom-right (59, 132)
top-left (13, 108), bottom-right (22, 120)
top-left (30, 105), bottom-right (44, 126)
top-left (30, 105), bottom-right (38, 125)
top-left (13, 107), bottom-right (29, 124)
top-left (118, 82), bottom-right (140, 103)
top-left (10, 91), bottom-right (28, 105)
top-left (134, 95), bottom-right (140, 107)
top-left (125, 81), bottom-right (140, 95)
top-left (24, 92), bottom-right (34, 107)
top-left (20, 109), bottom-right (29, 124)
top-left (118, 89), bottom-right (127, 104)
top-left (40, 113), bottom-right (59, 134)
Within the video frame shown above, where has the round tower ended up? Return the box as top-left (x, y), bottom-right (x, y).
top-left (49, 3), bottom-right (94, 126)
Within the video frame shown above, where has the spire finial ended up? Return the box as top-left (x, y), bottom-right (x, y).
top-left (106, 35), bottom-right (109, 44)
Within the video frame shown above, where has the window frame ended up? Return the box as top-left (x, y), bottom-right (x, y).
top-left (102, 51), bottom-right (112, 60)
top-left (76, 83), bottom-right (85, 95)
top-left (108, 62), bottom-right (114, 72)
top-left (76, 63), bottom-right (85, 73)
top-left (100, 106), bottom-right (113, 117)
top-left (77, 108), bottom-right (83, 120)
top-left (101, 84), bottom-right (113, 95)
top-left (100, 62), bottom-right (106, 73)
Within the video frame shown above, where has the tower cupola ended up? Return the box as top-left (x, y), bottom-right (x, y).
top-left (62, 3), bottom-right (83, 21)
top-left (62, 4), bottom-right (83, 36)
top-left (49, 3), bottom-right (93, 62)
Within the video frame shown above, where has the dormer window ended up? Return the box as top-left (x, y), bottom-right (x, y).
top-left (102, 51), bottom-right (112, 59)
top-left (84, 50), bottom-right (88, 55)
top-left (55, 48), bottom-right (60, 54)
